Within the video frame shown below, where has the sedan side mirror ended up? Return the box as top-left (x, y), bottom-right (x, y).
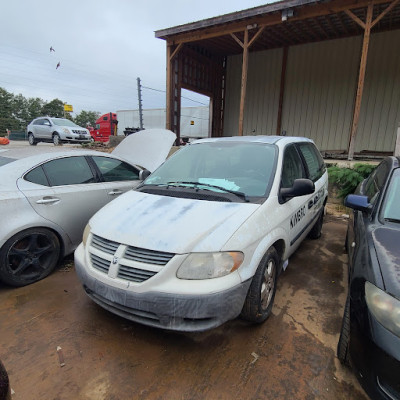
top-left (280, 179), bottom-right (315, 202)
top-left (344, 194), bottom-right (372, 213)
top-left (139, 169), bottom-right (151, 181)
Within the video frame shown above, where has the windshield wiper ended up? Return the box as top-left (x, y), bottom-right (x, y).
top-left (384, 217), bottom-right (400, 224)
top-left (167, 181), bottom-right (249, 202)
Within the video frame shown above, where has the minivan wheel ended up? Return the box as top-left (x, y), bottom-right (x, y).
top-left (0, 228), bottom-right (60, 287)
top-left (28, 133), bottom-right (37, 146)
top-left (308, 207), bottom-right (324, 239)
top-left (53, 133), bottom-right (61, 146)
top-left (241, 246), bottom-right (279, 323)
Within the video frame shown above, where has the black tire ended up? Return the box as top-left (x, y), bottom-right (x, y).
top-left (241, 246), bottom-right (279, 323)
top-left (308, 207), bottom-right (324, 239)
top-left (337, 295), bottom-right (351, 366)
top-left (28, 133), bottom-right (37, 146)
top-left (53, 133), bottom-right (61, 146)
top-left (0, 228), bottom-right (60, 287)
top-left (0, 359), bottom-right (11, 400)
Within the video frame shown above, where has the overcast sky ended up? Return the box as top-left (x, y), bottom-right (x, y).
top-left (0, 0), bottom-right (269, 116)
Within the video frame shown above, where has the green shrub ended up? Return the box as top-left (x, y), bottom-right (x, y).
top-left (328, 163), bottom-right (376, 198)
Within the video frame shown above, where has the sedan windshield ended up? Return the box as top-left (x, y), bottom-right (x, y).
top-left (144, 141), bottom-right (277, 198)
top-left (51, 118), bottom-right (79, 127)
top-left (382, 168), bottom-right (400, 223)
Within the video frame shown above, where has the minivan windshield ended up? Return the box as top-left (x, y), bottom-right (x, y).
top-left (144, 141), bottom-right (277, 198)
top-left (51, 118), bottom-right (79, 127)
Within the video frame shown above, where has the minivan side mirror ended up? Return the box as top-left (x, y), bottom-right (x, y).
top-left (344, 194), bottom-right (372, 213)
top-left (280, 179), bottom-right (315, 201)
top-left (139, 169), bottom-right (151, 181)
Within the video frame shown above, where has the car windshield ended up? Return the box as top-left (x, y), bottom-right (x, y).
top-left (51, 118), bottom-right (79, 127)
top-left (144, 141), bottom-right (277, 198)
top-left (382, 168), bottom-right (400, 223)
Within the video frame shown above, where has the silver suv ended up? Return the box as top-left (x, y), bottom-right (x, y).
top-left (27, 117), bottom-right (92, 145)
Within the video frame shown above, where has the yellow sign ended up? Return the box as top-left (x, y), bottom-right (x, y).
top-left (190, 120), bottom-right (194, 125)
top-left (64, 104), bottom-right (73, 112)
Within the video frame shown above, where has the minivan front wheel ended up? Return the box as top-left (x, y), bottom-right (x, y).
top-left (241, 246), bottom-right (279, 323)
top-left (28, 133), bottom-right (37, 146)
top-left (53, 133), bottom-right (61, 146)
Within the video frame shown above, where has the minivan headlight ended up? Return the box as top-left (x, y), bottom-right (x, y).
top-left (365, 281), bottom-right (400, 338)
top-left (177, 252), bottom-right (243, 280)
top-left (82, 223), bottom-right (91, 246)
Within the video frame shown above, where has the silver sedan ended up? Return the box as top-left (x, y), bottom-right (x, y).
top-left (0, 129), bottom-right (175, 286)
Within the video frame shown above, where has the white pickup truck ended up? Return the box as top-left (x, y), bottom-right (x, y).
top-left (75, 135), bottom-right (328, 331)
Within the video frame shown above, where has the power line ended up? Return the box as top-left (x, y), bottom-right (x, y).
top-left (142, 85), bottom-right (209, 106)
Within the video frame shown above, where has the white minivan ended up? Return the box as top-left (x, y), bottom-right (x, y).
top-left (75, 136), bottom-right (328, 331)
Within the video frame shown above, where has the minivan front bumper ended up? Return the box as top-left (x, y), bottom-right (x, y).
top-left (75, 245), bottom-right (251, 332)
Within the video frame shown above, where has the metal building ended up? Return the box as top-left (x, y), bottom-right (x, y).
top-left (155, 0), bottom-right (400, 159)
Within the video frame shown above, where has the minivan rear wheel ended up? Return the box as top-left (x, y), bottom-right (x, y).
top-left (241, 246), bottom-right (279, 323)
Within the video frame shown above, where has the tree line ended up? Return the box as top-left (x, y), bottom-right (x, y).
top-left (0, 87), bottom-right (101, 134)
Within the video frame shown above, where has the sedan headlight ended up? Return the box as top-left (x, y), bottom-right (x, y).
top-left (365, 281), bottom-right (400, 338)
top-left (177, 252), bottom-right (244, 280)
top-left (62, 128), bottom-right (69, 134)
top-left (82, 223), bottom-right (91, 246)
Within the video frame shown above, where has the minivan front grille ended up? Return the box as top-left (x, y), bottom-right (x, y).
top-left (124, 246), bottom-right (174, 266)
top-left (90, 254), bottom-right (110, 274)
top-left (91, 235), bottom-right (119, 254)
top-left (88, 235), bottom-right (175, 284)
top-left (117, 265), bottom-right (157, 282)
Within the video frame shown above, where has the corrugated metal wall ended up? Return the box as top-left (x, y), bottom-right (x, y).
top-left (223, 29), bottom-right (400, 153)
top-left (224, 48), bottom-right (283, 136)
top-left (356, 30), bottom-right (400, 153)
top-left (281, 36), bottom-right (360, 150)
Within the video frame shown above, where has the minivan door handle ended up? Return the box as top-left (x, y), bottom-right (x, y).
top-left (108, 190), bottom-right (123, 196)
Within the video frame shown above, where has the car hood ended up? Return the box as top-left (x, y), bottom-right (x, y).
top-left (111, 129), bottom-right (176, 172)
top-left (89, 191), bottom-right (260, 254)
top-left (373, 226), bottom-right (400, 298)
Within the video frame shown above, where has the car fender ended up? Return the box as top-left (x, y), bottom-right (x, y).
top-left (0, 195), bottom-right (73, 257)
top-left (236, 225), bottom-right (289, 282)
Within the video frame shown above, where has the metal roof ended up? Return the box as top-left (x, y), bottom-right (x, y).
top-left (155, 0), bottom-right (400, 56)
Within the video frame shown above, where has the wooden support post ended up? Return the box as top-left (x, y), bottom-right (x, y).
top-left (238, 29), bottom-right (249, 136)
top-left (276, 47), bottom-right (288, 135)
top-left (347, 3), bottom-right (373, 160)
top-left (166, 43), bottom-right (172, 130)
top-left (395, 125), bottom-right (400, 157)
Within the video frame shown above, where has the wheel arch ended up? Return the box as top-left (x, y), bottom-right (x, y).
top-left (237, 227), bottom-right (289, 282)
top-left (1, 223), bottom-right (70, 260)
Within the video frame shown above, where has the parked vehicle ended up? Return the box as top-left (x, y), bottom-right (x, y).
top-left (338, 156), bottom-right (400, 400)
top-left (75, 136), bottom-right (328, 332)
top-left (26, 117), bottom-right (92, 145)
top-left (0, 129), bottom-right (175, 286)
top-left (90, 113), bottom-right (118, 142)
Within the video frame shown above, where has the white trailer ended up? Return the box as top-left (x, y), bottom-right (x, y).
top-left (117, 106), bottom-right (209, 139)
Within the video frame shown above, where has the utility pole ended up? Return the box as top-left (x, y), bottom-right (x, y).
top-left (137, 77), bottom-right (144, 130)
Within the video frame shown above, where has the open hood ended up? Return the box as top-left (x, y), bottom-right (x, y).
top-left (111, 129), bottom-right (176, 172)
